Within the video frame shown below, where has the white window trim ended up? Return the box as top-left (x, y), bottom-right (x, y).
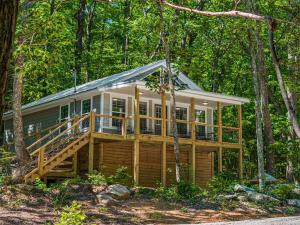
top-left (109, 93), bottom-right (127, 128)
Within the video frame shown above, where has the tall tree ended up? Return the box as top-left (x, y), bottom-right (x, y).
top-left (75, 0), bottom-right (86, 84)
top-left (157, 1), bottom-right (181, 182)
top-left (0, 0), bottom-right (19, 127)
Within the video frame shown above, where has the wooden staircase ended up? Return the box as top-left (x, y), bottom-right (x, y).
top-left (24, 114), bottom-right (91, 183)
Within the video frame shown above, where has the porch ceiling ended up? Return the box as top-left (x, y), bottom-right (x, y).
top-left (102, 81), bottom-right (249, 108)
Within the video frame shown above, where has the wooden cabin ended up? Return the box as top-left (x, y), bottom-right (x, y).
top-left (3, 60), bottom-right (249, 187)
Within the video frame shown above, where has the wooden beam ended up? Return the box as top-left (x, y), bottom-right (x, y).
top-left (133, 86), bottom-right (140, 185)
top-left (190, 98), bottom-right (196, 183)
top-left (190, 98), bottom-right (196, 141)
top-left (72, 152), bottom-right (78, 175)
top-left (191, 144), bottom-right (196, 183)
top-left (238, 105), bottom-right (243, 179)
top-left (88, 137), bottom-right (94, 173)
top-left (90, 111), bottom-right (95, 132)
top-left (38, 148), bottom-right (45, 175)
top-left (99, 142), bottom-right (104, 171)
top-left (217, 102), bottom-right (223, 173)
top-left (161, 142), bottom-right (167, 186)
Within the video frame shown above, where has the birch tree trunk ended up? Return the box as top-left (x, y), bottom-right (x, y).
top-left (157, 1), bottom-right (181, 182)
top-left (248, 29), bottom-right (265, 191)
top-left (0, 0), bottom-right (19, 127)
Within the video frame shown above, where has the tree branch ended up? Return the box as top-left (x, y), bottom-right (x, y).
top-left (161, 0), bottom-right (266, 21)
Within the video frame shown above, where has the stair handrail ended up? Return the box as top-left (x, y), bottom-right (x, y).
top-left (26, 118), bottom-right (75, 152)
top-left (30, 113), bottom-right (90, 157)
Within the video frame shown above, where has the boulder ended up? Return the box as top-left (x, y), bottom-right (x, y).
top-left (237, 195), bottom-right (248, 202)
top-left (96, 192), bottom-right (117, 206)
top-left (287, 199), bottom-right (300, 208)
top-left (234, 184), bottom-right (255, 193)
top-left (247, 191), bottom-right (280, 203)
top-left (106, 184), bottom-right (130, 200)
top-left (217, 194), bottom-right (237, 201)
top-left (91, 185), bottom-right (107, 194)
top-left (292, 188), bottom-right (300, 196)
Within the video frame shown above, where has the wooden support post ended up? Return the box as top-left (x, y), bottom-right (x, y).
top-left (217, 102), bottom-right (223, 173)
top-left (88, 137), bottom-right (94, 173)
top-left (238, 105), bottom-right (243, 179)
top-left (90, 111), bottom-right (95, 132)
top-left (99, 142), bottom-right (104, 171)
top-left (190, 98), bottom-right (196, 183)
top-left (73, 152), bottom-right (78, 175)
top-left (38, 148), bottom-right (45, 175)
top-left (88, 111), bottom-right (95, 173)
top-left (161, 91), bottom-right (167, 186)
top-left (133, 86), bottom-right (140, 185)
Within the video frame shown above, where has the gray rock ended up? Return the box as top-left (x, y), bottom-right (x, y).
top-left (292, 188), bottom-right (300, 196)
top-left (247, 191), bottom-right (280, 203)
top-left (234, 184), bottom-right (255, 193)
top-left (218, 194), bottom-right (237, 201)
top-left (96, 192), bottom-right (117, 206)
top-left (237, 195), bottom-right (248, 202)
top-left (106, 184), bottom-right (130, 200)
top-left (287, 199), bottom-right (300, 208)
top-left (91, 185), bottom-right (107, 194)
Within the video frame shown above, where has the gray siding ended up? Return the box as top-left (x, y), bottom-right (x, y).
top-left (92, 95), bottom-right (101, 113)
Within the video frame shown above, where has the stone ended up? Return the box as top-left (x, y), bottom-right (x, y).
top-left (292, 188), bottom-right (300, 196)
top-left (287, 199), bottom-right (300, 208)
top-left (106, 184), bottom-right (131, 200)
top-left (96, 192), bottom-right (117, 206)
top-left (91, 185), bottom-right (107, 194)
top-left (217, 194), bottom-right (237, 201)
top-left (247, 191), bottom-right (280, 203)
top-left (237, 195), bottom-right (248, 202)
top-left (234, 184), bottom-right (255, 193)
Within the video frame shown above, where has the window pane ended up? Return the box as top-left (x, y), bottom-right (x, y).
top-left (60, 105), bottom-right (69, 120)
top-left (112, 98), bottom-right (126, 127)
top-left (82, 99), bottom-right (91, 114)
top-left (176, 107), bottom-right (187, 120)
top-left (195, 110), bottom-right (205, 123)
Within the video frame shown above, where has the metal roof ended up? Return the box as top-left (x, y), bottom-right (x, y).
top-left (4, 60), bottom-right (202, 115)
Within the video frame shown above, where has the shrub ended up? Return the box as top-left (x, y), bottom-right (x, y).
top-left (87, 171), bottom-right (106, 185)
top-left (34, 178), bottom-right (48, 192)
top-left (156, 181), bottom-right (206, 202)
top-left (285, 206), bottom-right (296, 215)
top-left (55, 201), bottom-right (86, 225)
top-left (270, 184), bottom-right (296, 200)
top-left (207, 172), bottom-right (238, 197)
top-left (107, 166), bottom-right (132, 186)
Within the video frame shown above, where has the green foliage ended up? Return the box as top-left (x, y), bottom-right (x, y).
top-left (285, 206), bottom-right (296, 216)
top-left (0, 175), bottom-right (7, 188)
top-left (156, 181), bottom-right (206, 202)
top-left (55, 201), bottom-right (86, 225)
top-left (270, 184), bottom-right (297, 200)
top-left (107, 166), bottom-right (132, 186)
top-left (87, 170), bottom-right (107, 185)
top-left (207, 173), bottom-right (239, 196)
top-left (34, 178), bottom-right (47, 192)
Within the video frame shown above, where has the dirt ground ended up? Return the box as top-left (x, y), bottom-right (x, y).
top-left (0, 190), bottom-right (298, 225)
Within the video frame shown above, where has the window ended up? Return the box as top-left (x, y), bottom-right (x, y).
top-left (176, 107), bottom-right (187, 136)
top-left (112, 98), bottom-right (126, 127)
top-left (139, 102), bottom-right (147, 132)
top-left (195, 109), bottom-right (206, 137)
top-left (4, 130), bottom-right (13, 144)
top-left (82, 99), bottom-right (91, 115)
top-left (60, 105), bottom-right (69, 122)
top-left (154, 104), bottom-right (168, 135)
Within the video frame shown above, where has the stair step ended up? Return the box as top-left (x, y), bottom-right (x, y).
top-left (50, 168), bottom-right (73, 173)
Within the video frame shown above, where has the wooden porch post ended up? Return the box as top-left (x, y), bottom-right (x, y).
top-left (161, 91), bottom-right (167, 186)
top-left (238, 105), bottom-right (243, 179)
top-left (134, 86), bottom-right (140, 185)
top-left (88, 111), bottom-right (95, 173)
top-left (217, 102), bottom-right (223, 173)
top-left (190, 97), bottom-right (196, 184)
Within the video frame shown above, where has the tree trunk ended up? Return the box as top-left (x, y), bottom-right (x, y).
top-left (122, 0), bottom-right (130, 65)
top-left (248, 29), bottom-right (265, 191)
top-left (50, 0), bottom-right (55, 15)
top-left (254, 27), bottom-right (275, 175)
top-left (157, 1), bottom-right (181, 182)
top-left (75, 0), bottom-right (86, 84)
top-left (0, 0), bottom-right (19, 128)
top-left (267, 25), bottom-right (300, 139)
top-left (86, 0), bottom-right (96, 82)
